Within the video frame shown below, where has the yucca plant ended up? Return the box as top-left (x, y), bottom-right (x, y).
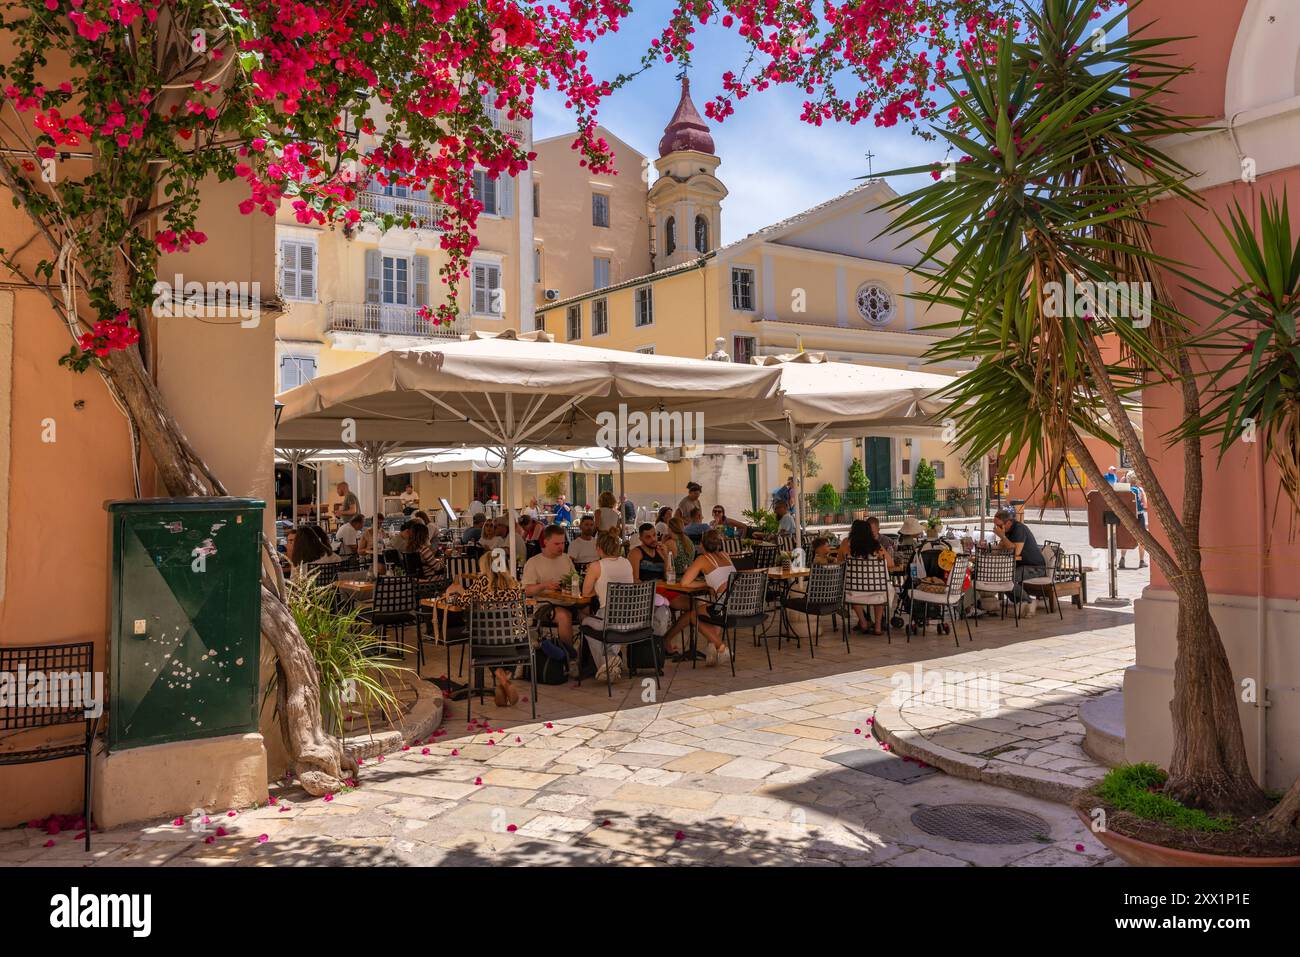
top-left (267, 575), bottom-right (410, 742)
top-left (1177, 193), bottom-right (1300, 521)
top-left (878, 0), bottom-right (1285, 824)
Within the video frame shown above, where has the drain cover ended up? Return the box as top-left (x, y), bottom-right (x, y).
top-left (910, 804), bottom-right (1051, 845)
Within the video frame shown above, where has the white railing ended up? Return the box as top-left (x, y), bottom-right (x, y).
top-left (354, 190), bottom-right (449, 230)
top-left (326, 302), bottom-right (469, 338)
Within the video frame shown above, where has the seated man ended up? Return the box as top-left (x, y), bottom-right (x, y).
top-left (521, 525), bottom-right (577, 656)
top-left (992, 506), bottom-right (1047, 616)
top-left (480, 518), bottom-right (526, 561)
top-left (683, 506), bottom-right (711, 538)
top-left (461, 511), bottom-right (487, 545)
top-left (768, 499), bottom-right (798, 540)
top-left (553, 494), bottom-right (572, 526)
top-left (335, 513), bottom-right (365, 556)
top-left (566, 514), bottom-right (599, 564)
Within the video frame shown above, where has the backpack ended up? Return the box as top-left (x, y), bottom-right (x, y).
top-left (532, 647), bottom-right (570, 685)
top-left (624, 638), bottom-right (665, 676)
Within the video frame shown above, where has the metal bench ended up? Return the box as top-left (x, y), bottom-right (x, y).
top-left (0, 642), bottom-right (98, 851)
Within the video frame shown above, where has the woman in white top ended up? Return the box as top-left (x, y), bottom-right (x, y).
top-left (677, 529), bottom-right (736, 666)
top-left (594, 490), bottom-right (622, 534)
top-left (581, 531), bottom-right (635, 681)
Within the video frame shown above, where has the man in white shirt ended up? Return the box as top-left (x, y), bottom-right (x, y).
top-left (522, 525), bottom-right (577, 653)
top-left (335, 514), bottom-right (365, 556)
top-left (566, 515), bottom-right (599, 563)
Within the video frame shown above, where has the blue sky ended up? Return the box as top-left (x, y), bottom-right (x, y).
top-left (531, 8), bottom-right (941, 245)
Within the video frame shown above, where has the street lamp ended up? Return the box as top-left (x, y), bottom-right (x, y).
top-left (274, 400), bottom-right (284, 427)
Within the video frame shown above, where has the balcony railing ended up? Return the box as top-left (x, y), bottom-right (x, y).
top-left (326, 302), bottom-right (469, 339)
top-left (354, 190), bottom-right (449, 230)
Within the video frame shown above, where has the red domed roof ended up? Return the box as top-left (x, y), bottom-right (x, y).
top-left (658, 76), bottom-right (715, 158)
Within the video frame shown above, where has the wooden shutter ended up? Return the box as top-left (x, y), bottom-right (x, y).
top-left (281, 241), bottom-right (299, 300)
top-left (365, 249), bottom-right (381, 304)
top-left (414, 254), bottom-right (430, 307)
top-left (297, 243), bottom-right (315, 301)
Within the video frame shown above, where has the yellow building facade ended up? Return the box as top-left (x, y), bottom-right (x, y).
top-left (273, 82), bottom-right (975, 520)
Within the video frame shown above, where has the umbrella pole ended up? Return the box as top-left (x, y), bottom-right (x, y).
top-left (373, 453), bottom-right (383, 580)
top-left (315, 463), bottom-right (322, 525)
top-left (290, 458), bottom-right (298, 527)
top-left (617, 447), bottom-right (627, 502)
top-left (505, 443), bottom-right (516, 574)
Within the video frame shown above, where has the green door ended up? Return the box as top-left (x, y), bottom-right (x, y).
top-left (865, 437), bottom-right (892, 503)
top-left (107, 498), bottom-right (264, 750)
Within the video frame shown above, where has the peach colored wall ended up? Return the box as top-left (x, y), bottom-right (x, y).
top-left (1132, 0), bottom-right (1299, 600)
top-left (1144, 169), bottom-right (1300, 599)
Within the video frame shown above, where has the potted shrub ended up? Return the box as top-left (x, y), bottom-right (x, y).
top-left (925, 515), bottom-right (943, 540)
top-left (913, 458), bottom-right (937, 517)
top-left (846, 458), bottom-right (871, 520)
top-left (1073, 764), bottom-right (1300, 866)
top-left (814, 483), bottom-right (840, 524)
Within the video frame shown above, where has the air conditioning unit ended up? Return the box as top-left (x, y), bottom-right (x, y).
top-left (544, 288), bottom-right (561, 301)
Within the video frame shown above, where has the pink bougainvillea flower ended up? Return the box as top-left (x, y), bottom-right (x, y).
top-left (474, 777), bottom-right (483, 786)
top-left (866, 717), bottom-right (874, 725)
top-left (204, 836), bottom-right (215, 844)
top-left (172, 817), bottom-right (185, 827)
top-left (226, 810), bottom-right (237, 817)
top-left (674, 831), bottom-right (685, 841)
top-left (544, 723), bottom-right (554, 729)
top-left (258, 834), bottom-right (270, 844)
top-left (421, 748), bottom-right (431, 755)
top-left (854, 728), bottom-right (861, 734)
top-left (323, 794), bottom-right (334, 802)
top-left (201, 815), bottom-right (211, 825)
top-left (451, 749), bottom-right (459, 756)
top-left (515, 737), bottom-right (521, 743)
top-left (268, 796), bottom-right (278, 807)
top-left (1075, 843), bottom-right (1085, 852)
top-left (43, 840), bottom-right (55, 848)
top-left (506, 824), bottom-right (518, 833)
top-left (215, 827), bottom-right (228, 837)
top-left (601, 820), bottom-right (611, 827)
top-left (278, 806), bottom-right (290, 813)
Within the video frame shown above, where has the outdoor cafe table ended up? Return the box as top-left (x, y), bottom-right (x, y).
top-left (655, 580), bottom-right (710, 665)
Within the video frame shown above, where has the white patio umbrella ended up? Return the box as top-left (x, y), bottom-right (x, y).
top-left (704, 352), bottom-right (958, 548)
top-left (276, 330), bottom-right (781, 572)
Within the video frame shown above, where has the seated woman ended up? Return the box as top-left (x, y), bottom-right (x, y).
top-left (442, 553), bottom-right (527, 707)
top-left (653, 506), bottom-right (673, 539)
top-left (664, 516), bottom-right (695, 579)
top-left (399, 520), bottom-right (442, 577)
top-left (579, 531), bottom-right (635, 683)
top-left (594, 490), bottom-right (622, 534)
top-left (709, 505), bottom-right (747, 538)
top-left (289, 524), bottom-right (338, 576)
top-left (837, 519), bottom-right (896, 635)
top-left (677, 530), bottom-right (736, 667)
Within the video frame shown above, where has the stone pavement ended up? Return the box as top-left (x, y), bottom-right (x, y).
top-left (3, 527), bottom-right (1145, 867)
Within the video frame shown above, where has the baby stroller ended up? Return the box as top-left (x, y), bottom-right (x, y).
top-left (893, 542), bottom-right (961, 636)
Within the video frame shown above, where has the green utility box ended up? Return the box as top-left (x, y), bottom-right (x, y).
top-left (106, 498), bottom-right (264, 750)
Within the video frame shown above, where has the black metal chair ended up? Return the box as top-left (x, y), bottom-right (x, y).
top-left (466, 600), bottom-right (536, 720)
top-left (750, 543), bottom-right (779, 568)
top-left (844, 556), bottom-right (893, 643)
top-left (780, 562), bottom-right (847, 658)
top-left (444, 555), bottom-right (480, 583)
top-left (359, 575), bottom-right (418, 657)
top-left (303, 559), bottom-right (345, 586)
top-left (909, 553), bottom-right (974, 648)
top-left (699, 570), bottom-right (767, 674)
top-left (1022, 551), bottom-right (1080, 620)
top-left (0, 642), bottom-right (97, 851)
top-left (581, 581), bottom-right (656, 697)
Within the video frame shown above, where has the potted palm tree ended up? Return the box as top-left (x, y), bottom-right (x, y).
top-left (880, 0), bottom-right (1300, 861)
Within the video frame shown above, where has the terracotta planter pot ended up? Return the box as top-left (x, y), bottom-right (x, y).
top-left (1073, 809), bottom-right (1300, 867)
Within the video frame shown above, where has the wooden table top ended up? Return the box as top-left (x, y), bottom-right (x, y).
top-left (655, 580), bottom-right (710, 594)
top-left (533, 590), bottom-right (593, 607)
top-left (766, 567), bottom-right (811, 580)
